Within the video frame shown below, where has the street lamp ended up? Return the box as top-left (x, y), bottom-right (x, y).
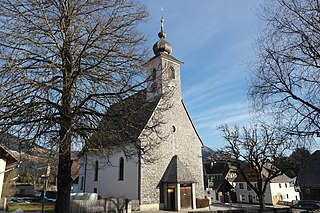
top-left (41, 164), bottom-right (50, 213)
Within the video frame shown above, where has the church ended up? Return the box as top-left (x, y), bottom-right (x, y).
top-left (77, 17), bottom-right (204, 211)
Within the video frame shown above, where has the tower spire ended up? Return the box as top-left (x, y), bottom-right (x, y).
top-left (158, 6), bottom-right (166, 39)
top-left (160, 6), bottom-right (164, 32)
top-left (153, 7), bottom-right (172, 55)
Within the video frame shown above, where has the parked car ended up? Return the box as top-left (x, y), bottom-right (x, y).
top-left (290, 200), bottom-right (320, 212)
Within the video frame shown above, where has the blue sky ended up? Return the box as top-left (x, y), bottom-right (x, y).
top-left (140, 0), bottom-right (265, 149)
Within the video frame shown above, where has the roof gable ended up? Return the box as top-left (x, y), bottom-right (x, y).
top-left (211, 179), bottom-right (234, 192)
top-left (181, 100), bottom-right (203, 145)
top-left (0, 143), bottom-right (18, 165)
top-left (161, 155), bottom-right (197, 183)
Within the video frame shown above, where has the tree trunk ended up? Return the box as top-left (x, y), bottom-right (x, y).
top-left (55, 5), bottom-right (73, 211)
top-left (258, 194), bottom-right (266, 212)
top-left (55, 126), bottom-right (72, 213)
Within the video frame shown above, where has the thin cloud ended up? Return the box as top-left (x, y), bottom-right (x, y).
top-left (193, 104), bottom-right (252, 130)
top-left (210, 113), bottom-right (253, 129)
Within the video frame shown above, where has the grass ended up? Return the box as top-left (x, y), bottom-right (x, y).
top-left (7, 202), bottom-right (55, 212)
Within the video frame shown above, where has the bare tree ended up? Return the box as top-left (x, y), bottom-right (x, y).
top-left (249, 0), bottom-right (320, 140)
top-left (219, 124), bottom-right (288, 211)
top-left (0, 0), bottom-right (149, 212)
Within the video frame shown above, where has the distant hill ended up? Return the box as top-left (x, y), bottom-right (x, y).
top-left (202, 145), bottom-right (232, 164)
top-left (0, 132), bottom-right (48, 157)
top-left (202, 146), bottom-right (218, 163)
top-left (0, 132), bottom-right (55, 183)
top-left (0, 132), bottom-right (79, 185)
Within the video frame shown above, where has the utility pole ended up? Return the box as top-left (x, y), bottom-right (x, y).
top-left (41, 148), bottom-right (52, 213)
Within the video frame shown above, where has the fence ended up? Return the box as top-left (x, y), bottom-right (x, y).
top-left (242, 208), bottom-right (290, 213)
top-left (277, 200), bottom-right (298, 206)
top-left (194, 209), bottom-right (290, 213)
top-left (70, 197), bottom-right (130, 213)
top-left (131, 200), bottom-right (139, 211)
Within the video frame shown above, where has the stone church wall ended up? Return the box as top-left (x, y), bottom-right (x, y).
top-left (139, 97), bottom-right (204, 208)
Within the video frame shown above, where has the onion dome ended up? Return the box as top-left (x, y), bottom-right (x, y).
top-left (153, 17), bottom-right (172, 56)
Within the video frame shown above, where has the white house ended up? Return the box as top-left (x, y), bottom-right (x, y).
top-left (0, 143), bottom-right (18, 198)
top-left (77, 17), bottom-right (204, 211)
top-left (233, 173), bottom-right (300, 205)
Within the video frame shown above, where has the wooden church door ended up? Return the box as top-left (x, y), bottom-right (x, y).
top-left (180, 185), bottom-right (192, 209)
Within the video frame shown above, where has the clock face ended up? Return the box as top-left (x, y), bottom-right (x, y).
top-left (168, 81), bottom-right (176, 90)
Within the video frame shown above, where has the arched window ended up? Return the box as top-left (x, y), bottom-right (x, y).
top-left (94, 160), bottom-right (98, 181)
top-left (119, 157), bottom-right (124, 181)
top-left (170, 66), bottom-right (175, 79)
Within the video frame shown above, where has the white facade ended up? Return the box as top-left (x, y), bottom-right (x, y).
top-left (0, 159), bottom-right (6, 198)
top-left (78, 151), bottom-right (139, 200)
top-left (234, 180), bottom-right (300, 205)
top-left (269, 182), bottom-right (300, 203)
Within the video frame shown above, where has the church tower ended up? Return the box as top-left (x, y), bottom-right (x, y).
top-left (146, 16), bottom-right (183, 101)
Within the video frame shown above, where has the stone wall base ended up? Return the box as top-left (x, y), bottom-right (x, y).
top-left (139, 203), bottom-right (159, 211)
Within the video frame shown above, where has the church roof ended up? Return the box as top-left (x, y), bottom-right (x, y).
top-left (87, 90), bottom-right (159, 150)
top-left (161, 155), bottom-right (198, 183)
top-left (86, 90), bottom-right (203, 151)
top-left (297, 150), bottom-right (320, 188)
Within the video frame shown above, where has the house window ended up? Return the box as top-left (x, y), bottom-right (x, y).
top-left (80, 176), bottom-right (84, 190)
top-left (94, 160), bottom-right (98, 181)
top-left (239, 183), bottom-right (244, 189)
top-left (279, 183), bottom-right (281, 188)
top-left (247, 183), bottom-right (252, 191)
top-left (285, 183), bottom-right (288, 188)
top-left (119, 157), bottom-right (124, 181)
top-left (286, 194), bottom-right (289, 199)
top-left (94, 188), bottom-right (97, 193)
top-left (170, 66), bottom-right (175, 79)
top-left (240, 194), bottom-right (245, 201)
